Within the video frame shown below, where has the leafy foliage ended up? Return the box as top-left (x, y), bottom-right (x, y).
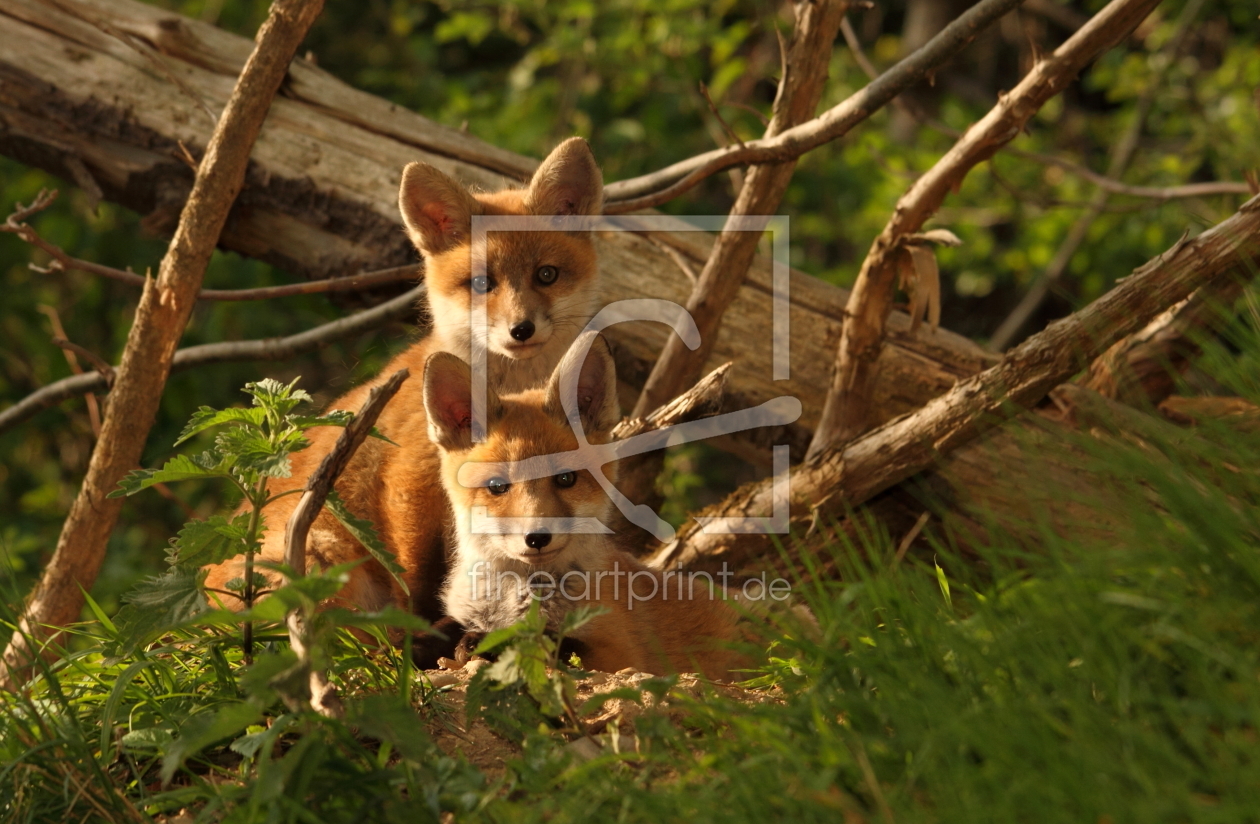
top-left (7, 307), bottom-right (1260, 818)
top-left (105, 377), bottom-right (407, 660)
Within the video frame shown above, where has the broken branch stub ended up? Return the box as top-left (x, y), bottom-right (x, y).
top-left (807, 0), bottom-right (1163, 461)
top-left (658, 195), bottom-right (1260, 571)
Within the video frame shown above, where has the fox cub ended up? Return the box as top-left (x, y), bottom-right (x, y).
top-left (203, 138), bottom-right (604, 622)
top-left (421, 332), bottom-right (751, 680)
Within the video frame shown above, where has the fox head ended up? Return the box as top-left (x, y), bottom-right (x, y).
top-left (399, 138), bottom-right (603, 368)
top-left (423, 332), bottom-right (621, 568)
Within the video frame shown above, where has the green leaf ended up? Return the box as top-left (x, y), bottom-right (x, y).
top-left (245, 376), bottom-right (312, 419)
top-left (106, 567), bottom-right (209, 659)
top-left (324, 490), bottom-right (409, 596)
top-left (120, 727), bottom-right (175, 755)
top-left (162, 701), bottom-right (262, 785)
top-left (935, 560), bottom-right (953, 608)
top-left (175, 406), bottom-right (266, 446)
top-left (290, 410), bottom-right (355, 429)
top-left (110, 453), bottom-right (229, 498)
top-left (170, 513), bottom-right (255, 568)
top-left (242, 562), bottom-right (357, 621)
top-left (334, 604), bottom-right (431, 633)
top-left (215, 427), bottom-right (304, 479)
top-left (291, 411), bottom-right (396, 444)
top-left (558, 604), bottom-right (605, 638)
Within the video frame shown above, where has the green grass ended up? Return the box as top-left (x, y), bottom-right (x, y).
top-left (4, 311), bottom-right (1260, 823)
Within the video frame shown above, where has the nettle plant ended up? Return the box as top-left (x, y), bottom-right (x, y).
top-left (108, 378), bottom-right (407, 661)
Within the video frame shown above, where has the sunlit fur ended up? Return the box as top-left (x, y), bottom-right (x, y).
top-left (427, 337), bottom-right (749, 680)
top-left (202, 139), bottom-right (604, 622)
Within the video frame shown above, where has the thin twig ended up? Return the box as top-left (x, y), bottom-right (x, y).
top-left (0, 284), bottom-right (425, 436)
top-left (2, 192), bottom-right (418, 300)
top-left (842, 12), bottom-right (1247, 217)
top-left (50, 339), bottom-right (113, 379)
top-left (1, 0), bottom-right (329, 690)
top-left (630, 0), bottom-right (849, 421)
top-left (601, 0), bottom-right (1026, 213)
top-left (990, 0), bottom-right (1212, 351)
top-left (282, 367), bottom-right (409, 718)
top-left (37, 306), bottom-right (104, 437)
top-left (698, 82), bottom-right (746, 150)
top-left (659, 193), bottom-right (1260, 570)
top-left (807, 0), bottom-right (1162, 460)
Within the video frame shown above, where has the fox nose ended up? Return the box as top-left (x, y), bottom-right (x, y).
top-left (524, 530), bottom-right (551, 550)
top-left (510, 320), bottom-right (535, 342)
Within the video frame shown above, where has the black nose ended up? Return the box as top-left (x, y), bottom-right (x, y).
top-left (524, 530), bottom-right (551, 550)
top-left (510, 320), bottom-right (535, 342)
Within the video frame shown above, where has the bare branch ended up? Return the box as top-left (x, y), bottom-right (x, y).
top-left (807, 0), bottom-right (1162, 460)
top-left (631, 0), bottom-right (848, 422)
top-left (990, 0), bottom-right (1216, 351)
top-left (2, 194), bottom-right (418, 300)
top-left (0, 285), bottom-right (425, 436)
top-left (1080, 268), bottom-right (1253, 407)
top-left (282, 367), bottom-right (409, 718)
top-left (2, 0), bottom-right (328, 688)
top-left (659, 194), bottom-right (1260, 570)
top-left (601, 0), bottom-right (1027, 214)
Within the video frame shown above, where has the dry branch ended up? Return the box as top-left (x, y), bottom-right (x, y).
top-left (2, 190), bottom-right (416, 300)
top-left (1080, 269), bottom-right (1253, 407)
top-left (657, 194), bottom-right (1260, 570)
top-left (602, 0), bottom-right (1026, 214)
top-left (612, 363), bottom-right (731, 441)
top-left (0, 0), bottom-right (1000, 468)
top-left (282, 367), bottom-right (409, 718)
top-left (807, 0), bottom-right (1161, 460)
top-left (989, 0), bottom-right (1209, 351)
top-left (632, 0), bottom-right (846, 418)
top-left (1, 0), bottom-right (326, 688)
top-left (621, 0), bottom-right (847, 513)
top-left (0, 284), bottom-right (425, 435)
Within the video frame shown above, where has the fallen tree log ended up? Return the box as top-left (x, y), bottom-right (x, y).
top-left (656, 195), bottom-right (1260, 570)
top-left (0, 0), bottom-right (997, 470)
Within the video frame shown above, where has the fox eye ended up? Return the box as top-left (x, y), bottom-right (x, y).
top-left (471, 275), bottom-right (495, 294)
top-left (535, 265), bottom-right (559, 286)
top-left (487, 478), bottom-right (511, 495)
top-left (554, 471), bottom-right (577, 488)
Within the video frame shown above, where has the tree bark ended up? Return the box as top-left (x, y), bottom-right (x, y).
top-left (617, 0), bottom-right (846, 518)
top-left (282, 367), bottom-right (409, 718)
top-left (1, 0), bottom-right (325, 687)
top-left (0, 0), bottom-right (998, 468)
top-left (657, 195), bottom-right (1260, 571)
top-left (807, 0), bottom-right (1162, 460)
top-left (632, 0), bottom-right (848, 419)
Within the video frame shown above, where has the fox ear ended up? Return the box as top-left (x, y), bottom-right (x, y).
top-left (525, 137), bottom-right (603, 218)
top-left (547, 331), bottom-right (620, 436)
top-left (423, 352), bottom-right (489, 451)
top-left (399, 162), bottom-right (481, 256)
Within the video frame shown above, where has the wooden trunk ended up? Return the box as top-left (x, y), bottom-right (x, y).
top-left (0, 0), bottom-right (997, 473)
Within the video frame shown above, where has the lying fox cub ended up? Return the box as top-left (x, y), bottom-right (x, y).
top-left (203, 138), bottom-right (604, 622)
top-left (420, 332), bottom-right (752, 680)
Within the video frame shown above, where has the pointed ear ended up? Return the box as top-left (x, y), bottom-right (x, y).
top-left (547, 332), bottom-right (620, 435)
top-left (525, 137), bottom-right (603, 218)
top-left (423, 352), bottom-right (481, 451)
top-left (399, 162), bottom-right (481, 256)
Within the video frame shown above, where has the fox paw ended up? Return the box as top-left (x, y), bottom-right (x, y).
top-left (454, 631), bottom-right (486, 665)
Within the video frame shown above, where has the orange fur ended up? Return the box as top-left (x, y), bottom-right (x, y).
top-left (425, 335), bottom-right (750, 679)
top-left (203, 139), bottom-right (604, 621)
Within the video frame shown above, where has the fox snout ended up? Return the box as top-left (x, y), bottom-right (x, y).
top-left (491, 301), bottom-right (556, 358)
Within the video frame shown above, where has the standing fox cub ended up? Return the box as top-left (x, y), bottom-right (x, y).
top-left (203, 138), bottom-right (604, 622)
top-left (421, 332), bottom-right (752, 680)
